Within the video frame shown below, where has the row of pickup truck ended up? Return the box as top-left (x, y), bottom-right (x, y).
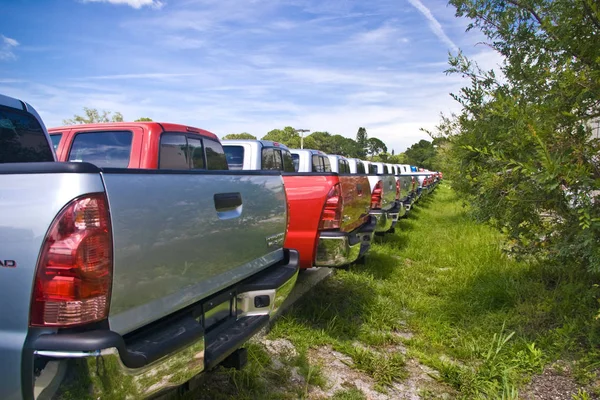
top-left (0, 93), bottom-right (441, 400)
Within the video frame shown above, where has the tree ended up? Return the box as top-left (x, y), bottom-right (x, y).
top-left (328, 135), bottom-right (361, 157)
top-left (404, 139), bottom-right (437, 169)
top-left (222, 132), bottom-right (257, 140)
top-left (356, 127), bottom-right (368, 158)
top-left (262, 127), bottom-right (318, 149)
top-left (63, 107), bottom-right (124, 125)
top-left (306, 131), bottom-right (333, 152)
top-left (434, 0), bottom-right (600, 270)
top-left (366, 137), bottom-right (387, 159)
top-left (135, 117), bottom-right (153, 122)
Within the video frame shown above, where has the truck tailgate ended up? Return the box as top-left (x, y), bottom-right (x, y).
top-left (398, 175), bottom-right (412, 200)
top-left (102, 169), bottom-right (287, 335)
top-left (367, 175), bottom-right (397, 211)
top-left (338, 174), bottom-right (371, 233)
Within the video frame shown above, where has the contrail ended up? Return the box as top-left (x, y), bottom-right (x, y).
top-left (406, 0), bottom-right (459, 53)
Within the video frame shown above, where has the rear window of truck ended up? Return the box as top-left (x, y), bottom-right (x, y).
top-left (160, 134), bottom-right (228, 170)
top-left (0, 106), bottom-right (54, 163)
top-left (338, 159), bottom-right (350, 173)
top-left (368, 164), bottom-right (377, 174)
top-left (312, 155), bottom-right (331, 173)
top-left (356, 161), bottom-right (366, 174)
top-left (224, 145), bottom-right (244, 170)
top-left (69, 131), bottom-right (132, 168)
top-left (291, 154), bottom-right (300, 172)
top-left (262, 147), bottom-right (283, 171)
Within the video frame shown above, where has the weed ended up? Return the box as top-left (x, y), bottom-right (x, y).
top-left (188, 185), bottom-right (600, 398)
top-left (331, 387), bottom-right (367, 400)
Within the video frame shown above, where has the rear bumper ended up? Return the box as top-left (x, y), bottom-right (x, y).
top-left (371, 202), bottom-right (403, 232)
top-left (314, 216), bottom-right (376, 267)
top-left (25, 250), bottom-right (300, 400)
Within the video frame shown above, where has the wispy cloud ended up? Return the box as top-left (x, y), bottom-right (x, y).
top-left (1, 0), bottom-right (490, 152)
top-left (79, 72), bottom-right (200, 80)
top-left (406, 0), bottom-right (459, 53)
top-left (0, 35), bottom-right (19, 61)
top-left (82, 0), bottom-right (164, 10)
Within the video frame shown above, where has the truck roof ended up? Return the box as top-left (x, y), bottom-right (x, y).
top-left (326, 154), bottom-right (349, 161)
top-left (48, 122), bottom-right (219, 141)
top-left (289, 148), bottom-right (327, 156)
top-left (222, 139), bottom-right (291, 150)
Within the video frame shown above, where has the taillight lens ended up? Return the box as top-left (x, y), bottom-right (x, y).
top-left (395, 179), bottom-right (400, 200)
top-left (285, 192), bottom-right (291, 237)
top-left (319, 183), bottom-right (343, 230)
top-left (371, 180), bottom-right (383, 209)
top-left (30, 193), bottom-right (113, 327)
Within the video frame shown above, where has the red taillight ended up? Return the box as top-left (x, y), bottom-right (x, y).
top-left (319, 183), bottom-right (343, 230)
top-left (395, 179), bottom-right (400, 200)
top-left (30, 193), bottom-right (113, 327)
top-left (285, 192), bottom-right (291, 236)
top-left (371, 180), bottom-right (383, 209)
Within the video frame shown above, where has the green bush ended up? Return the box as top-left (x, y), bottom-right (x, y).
top-left (435, 0), bottom-right (600, 271)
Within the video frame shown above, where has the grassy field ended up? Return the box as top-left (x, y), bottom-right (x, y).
top-left (188, 184), bottom-right (600, 399)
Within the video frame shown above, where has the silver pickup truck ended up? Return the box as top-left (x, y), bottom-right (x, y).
top-left (359, 160), bottom-right (404, 233)
top-left (0, 93), bottom-right (299, 400)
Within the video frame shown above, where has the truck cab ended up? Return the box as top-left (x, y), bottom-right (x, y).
top-left (223, 139), bottom-right (295, 172)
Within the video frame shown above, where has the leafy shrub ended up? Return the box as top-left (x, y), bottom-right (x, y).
top-left (434, 0), bottom-right (600, 271)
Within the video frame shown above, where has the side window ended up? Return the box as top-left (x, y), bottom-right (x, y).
top-left (224, 145), bottom-right (244, 170)
top-left (262, 148), bottom-right (278, 170)
top-left (0, 106), bottom-right (54, 163)
top-left (356, 161), bottom-right (366, 174)
top-left (205, 139), bottom-right (228, 170)
top-left (291, 154), bottom-right (300, 172)
top-left (311, 155), bottom-right (323, 172)
top-left (322, 156), bottom-right (332, 172)
top-left (159, 134), bottom-right (188, 169)
top-left (187, 137), bottom-right (205, 169)
top-left (50, 133), bottom-right (62, 151)
top-left (69, 131), bottom-right (133, 168)
top-left (383, 165), bottom-right (389, 174)
top-left (282, 150), bottom-right (295, 172)
top-left (369, 164), bottom-right (377, 174)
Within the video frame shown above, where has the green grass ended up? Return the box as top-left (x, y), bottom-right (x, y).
top-left (188, 184), bottom-right (600, 399)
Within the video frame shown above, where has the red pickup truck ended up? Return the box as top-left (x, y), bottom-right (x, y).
top-left (222, 140), bottom-right (376, 270)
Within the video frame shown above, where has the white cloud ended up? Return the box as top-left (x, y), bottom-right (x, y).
top-left (82, 0), bottom-right (164, 9)
top-left (406, 0), bottom-right (459, 53)
top-left (353, 25), bottom-right (398, 44)
top-left (0, 35), bottom-right (19, 61)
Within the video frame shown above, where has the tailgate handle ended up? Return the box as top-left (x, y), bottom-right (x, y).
top-left (214, 192), bottom-right (243, 219)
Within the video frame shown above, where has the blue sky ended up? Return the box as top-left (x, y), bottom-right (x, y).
top-left (0, 0), bottom-right (502, 152)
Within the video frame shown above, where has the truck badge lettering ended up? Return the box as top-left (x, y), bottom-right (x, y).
top-left (266, 232), bottom-right (285, 248)
top-left (0, 260), bottom-right (16, 268)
